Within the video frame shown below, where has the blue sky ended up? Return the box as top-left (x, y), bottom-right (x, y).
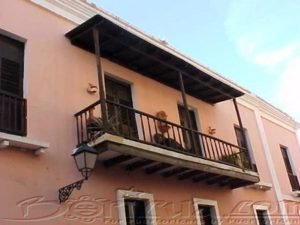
top-left (93, 0), bottom-right (300, 122)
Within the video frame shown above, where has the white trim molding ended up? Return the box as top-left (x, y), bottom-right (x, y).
top-left (116, 189), bottom-right (157, 225)
top-left (193, 198), bottom-right (221, 225)
top-left (253, 109), bottom-right (290, 225)
top-left (253, 204), bottom-right (273, 225)
top-left (0, 132), bottom-right (49, 154)
top-left (247, 181), bottom-right (273, 191)
top-left (239, 94), bottom-right (300, 132)
top-left (291, 191), bottom-right (300, 198)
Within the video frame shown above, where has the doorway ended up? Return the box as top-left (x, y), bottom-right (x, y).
top-left (105, 76), bottom-right (138, 139)
top-left (177, 104), bottom-right (202, 155)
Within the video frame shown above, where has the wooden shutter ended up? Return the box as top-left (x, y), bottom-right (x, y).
top-left (0, 34), bottom-right (24, 97)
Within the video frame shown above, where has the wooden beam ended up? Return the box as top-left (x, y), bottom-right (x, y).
top-left (206, 175), bottom-right (227, 185)
top-left (233, 98), bottom-right (253, 170)
top-left (145, 163), bottom-right (171, 174)
top-left (140, 62), bottom-right (161, 71)
top-left (230, 180), bottom-right (252, 189)
top-left (162, 167), bottom-right (188, 178)
top-left (178, 72), bottom-right (199, 156)
top-left (93, 28), bottom-right (108, 130)
top-left (217, 177), bottom-right (233, 187)
top-left (103, 155), bottom-right (133, 168)
top-left (155, 69), bottom-right (174, 78)
top-left (206, 95), bottom-right (228, 104)
top-left (177, 170), bottom-right (201, 180)
top-left (125, 159), bottom-right (155, 171)
top-left (112, 46), bottom-right (132, 57)
top-left (193, 173), bottom-right (218, 183)
top-left (104, 141), bottom-right (260, 183)
top-left (100, 31), bottom-right (239, 99)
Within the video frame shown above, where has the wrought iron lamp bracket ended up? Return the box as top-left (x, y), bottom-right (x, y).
top-left (58, 178), bottom-right (86, 203)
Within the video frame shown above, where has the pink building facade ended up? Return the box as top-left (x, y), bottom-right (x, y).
top-left (0, 1), bottom-right (299, 225)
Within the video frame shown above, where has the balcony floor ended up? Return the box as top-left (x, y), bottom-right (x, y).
top-left (87, 133), bottom-right (259, 189)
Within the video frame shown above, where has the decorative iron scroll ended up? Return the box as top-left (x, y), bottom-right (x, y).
top-left (58, 179), bottom-right (85, 203)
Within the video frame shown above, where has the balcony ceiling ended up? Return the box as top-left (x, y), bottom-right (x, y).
top-left (66, 15), bottom-right (244, 104)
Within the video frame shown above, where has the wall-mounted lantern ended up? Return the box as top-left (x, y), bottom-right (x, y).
top-left (208, 126), bottom-right (216, 135)
top-left (87, 83), bottom-right (98, 94)
top-left (58, 144), bottom-right (98, 203)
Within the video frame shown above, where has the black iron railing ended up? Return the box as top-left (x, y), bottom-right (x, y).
top-left (288, 173), bottom-right (300, 191)
top-left (0, 91), bottom-right (26, 136)
top-left (75, 99), bottom-right (252, 170)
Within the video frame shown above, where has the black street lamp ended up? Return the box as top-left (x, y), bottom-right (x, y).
top-left (58, 144), bottom-right (98, 203)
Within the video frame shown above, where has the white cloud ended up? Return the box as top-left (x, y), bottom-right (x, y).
top-left (254, 43), bottom-right (300, 70)
top-left (225, 1), bottom-right (300, 122)
top-left (277, 57), bottom-right (300, 121)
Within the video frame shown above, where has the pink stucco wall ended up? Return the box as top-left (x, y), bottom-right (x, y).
top-left (0, 0), bottom-right (297, 225)
top-left (262, 117), bottom-right (300, 195)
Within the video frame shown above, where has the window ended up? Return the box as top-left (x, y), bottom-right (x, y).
top-left (178, 104), bottom-right (202, 155)
top-left (105, 76), bottom-right (138, 138)
top-left (234, 125), bottom-right (256, 170)
top-left (0, 33), bottom-right (24, 96)
top-left (194, 198), bottom-right (220, 225)
top-left (125, 199), bottom-right (146, 225)
top-left (0, 30), bottom-right (26, 136)
top-left (253, 205), bottom-right (272, 225)
top-left (117, 190), bottom-right (157, 225)
top-left (281, 146), bottom-right (300, 191)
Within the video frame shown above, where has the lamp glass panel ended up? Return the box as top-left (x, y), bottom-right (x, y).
top-left (74, 153), bottom-right (85, 170)
top-left (85, 152), bottom-right (97, 169)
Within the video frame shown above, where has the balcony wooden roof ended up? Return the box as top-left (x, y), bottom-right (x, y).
top-left (66, 15), bottom-right (244, 104)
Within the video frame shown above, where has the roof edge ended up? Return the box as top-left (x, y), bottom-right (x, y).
top-left (29, 0), bottom-right (299, 131)
top-left (29, 0), bottom-right (247, 94)
top-left (239, 94), bottom-right (300, 132)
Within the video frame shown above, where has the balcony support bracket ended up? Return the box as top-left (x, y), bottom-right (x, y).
top-left (58, 178), bottom-right (85, 203)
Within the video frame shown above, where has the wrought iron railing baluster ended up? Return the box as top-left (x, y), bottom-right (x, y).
top-left (74, 99), bottom-right (253, 170)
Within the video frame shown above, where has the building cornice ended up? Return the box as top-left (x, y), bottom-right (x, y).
top-left (29, 0), bottom-right (299, 132)
top-left (239, 94), bottom-right (300, 132)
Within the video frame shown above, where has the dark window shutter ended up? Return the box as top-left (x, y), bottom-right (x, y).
top-left (0, 33), bottom-right (24, 97)
top-left (1, 58), bottom-right (21, 95)
top-left (0, 32), bottom-right (26, 136)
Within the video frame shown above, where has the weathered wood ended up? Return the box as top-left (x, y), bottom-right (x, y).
top-left (162, 167), bottom-right (188, 177)
top-left (178, 72), bottom-right (199, 155)
top-left (230, 180), bottom-right (252, 189)
top-left (206, 175), bottom-right (227, 185)
top-left (93, 28), bottom-right (108, 130)
top-left (145, 163), bottom-right (171, 174)
top-left (178, 170), bottom-right (202, 180)
top-left (233, 98), bottom-right (252, 170)
top-left (101, 140), bottom-right (259, 183)
top-left (103, 155), bottom-right (133, 168)
top-left (125, 159), bottom-right (155, 171)
top-left (193, 173), bottom-right (218, 183)
top-left (0, 92), bottom-right (26, 136)
top-left (92, 30), bottom-right (237, 100)
top-left (218, 177), bottom-right (235, 187)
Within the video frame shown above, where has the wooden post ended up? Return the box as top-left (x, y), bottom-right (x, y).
top-left (178, 72), bottom-right (199, 155)
top-left (93, 28), bottom-right (108, 130)
top-left (233, 98), bottom-right (252, 169)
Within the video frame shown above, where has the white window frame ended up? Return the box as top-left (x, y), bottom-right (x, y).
top-left (193, 198), bottom-right (221, 225)
top-left (117, 189), bottom-right (157, 225)
top-left (253, 205), bottom-right (273, 225)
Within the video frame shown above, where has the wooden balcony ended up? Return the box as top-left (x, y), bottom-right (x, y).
top-left (0, 91), bottom-right (26, 136)
top-left (75, 100), bottom-right (259, 189)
